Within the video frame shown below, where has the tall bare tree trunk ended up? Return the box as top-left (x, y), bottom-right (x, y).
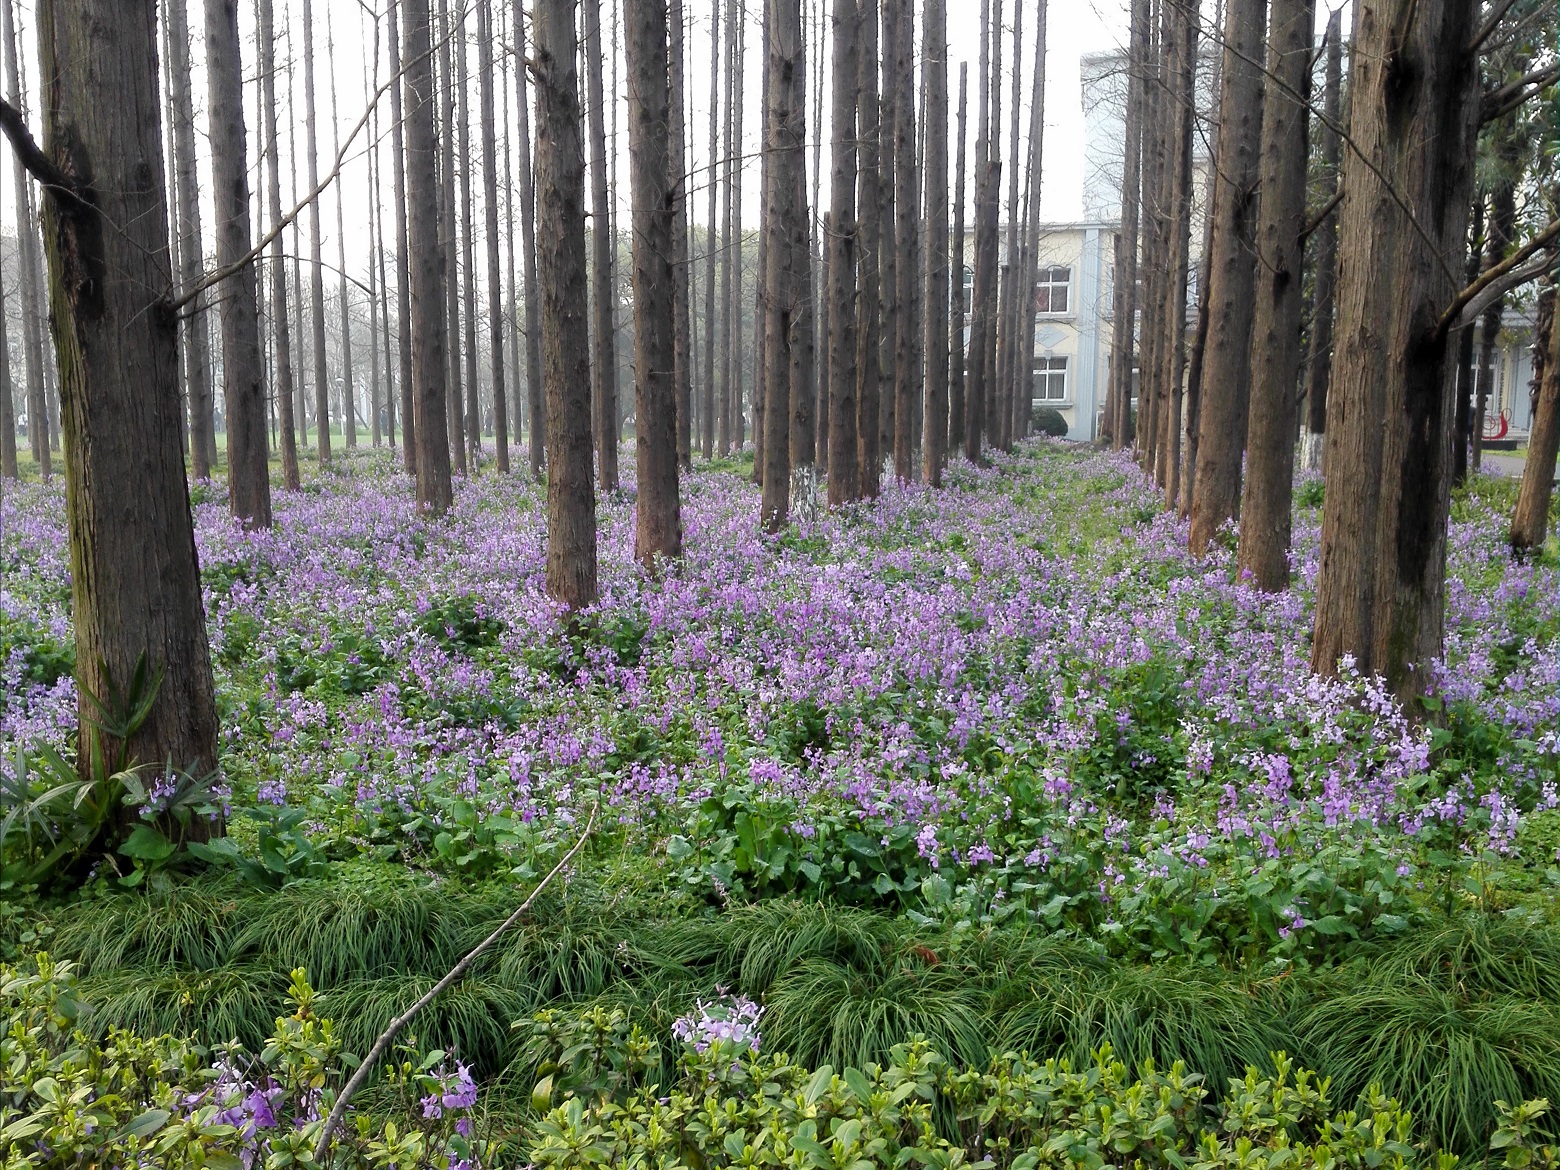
top-left (1453, 202), bottom-right (1483, 485)
top-left (7, 3), bottom-right (47, 481)
top-left (1135, 0), bottom-right (1168, 475)
top-left (753, 0), bottom-right (772, 487)
top-left (1106, 0), bottom-right (1147, 448)
top-left (1187, 0), bottom-right (1264, 553)
top-left (921, 0), bottom-right (948, 485)
top-left (1510, 283), bottom-right (1557, 552)
top-left (500, 20), bottom-right (521, 451)
top-left (888, 0), bottom-right (916, 480)
top-left (668, 0), bottom-right (695, 471)
top-left (1179, 33), bottom-right (1221, 514)
top-left (965, 0), bottom-right (998, 464)
top-left (1472, 173), bottom-right (1517, 473)
top-left (258, 0), bottom-right (300, 490)
top-left (1309, 0), bottom-right (1481, 700)
top-left (389, 0), bottom-right (417, 475)
top-left (512, 0), bottom-right (546, 478)
top-left (534, 0), bottom-right (599, 607)
top-left (624, 0), bottom-right (685, 562)
top-left (702, 0), bottom-right (722, 459)
top-left (1236, 0), bottom-right (1312, 587)
top-left (301, 0), bottom-right (331, 463)
top-left (854, 0), bottom-right (882, 495)
top-left (994, 0), bottom-right (1022, 452)
top-left (788, 1), bottom-right (817, 511)
top-left (205, 0), bottom-right (272, 527)
top-left (826, 0), bottom-right (860, 504)
top-left (1016, 0), bottom-right (1047, 445)
top-left (949, 62), bottom-right (967, 455)
top-left (404, 0), bottom-right (454, 514)
top-left (436, 0), bottom-right (466, 475)
top-left (366, 33), bottom-right (384, 450)
top-left (1301, 8), bottom-right (1342, 472)
top-left (166, 0), bottom-right (217, 479)
top-left (0, 188), bottom-right (13, 477)
top-left (328, 14), bottom-right (358, 452)
top-left (475, 0), bottom-right (509, 473)
top-left (36, 0), bottom-right (220, 804)
top-left (455, 4), bottom-right (481, 469)
top-left (582, 0), bottom-right (618, 491)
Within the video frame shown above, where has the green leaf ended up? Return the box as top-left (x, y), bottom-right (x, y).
top-left (121, 1109), bottom-right (171, 1138)
top-left (119, 824), bottom-right (176, 862)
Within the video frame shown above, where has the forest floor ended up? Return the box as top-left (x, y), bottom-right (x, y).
top-left (3, 442), bottom-right (1559, 1164)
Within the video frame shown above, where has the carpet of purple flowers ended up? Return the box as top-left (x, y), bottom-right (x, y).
top-left (3, 442), bottom-right (1556, 963)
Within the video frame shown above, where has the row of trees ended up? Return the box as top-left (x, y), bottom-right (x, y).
top-left (1101, 0), bottom-right (1556, 698)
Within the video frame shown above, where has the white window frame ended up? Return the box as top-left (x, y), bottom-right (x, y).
top-left (1033, 355), bottom-right (1070, 405)
top-left (1035, 266), bottom-right (1072, 317)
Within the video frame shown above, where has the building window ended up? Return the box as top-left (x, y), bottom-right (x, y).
top-left (961, 265), bottom-right (973, 314)
top-left (1035, 266), bottom-right (1071, 315)
top-left (1034, 356), bottom-right (1069, 403)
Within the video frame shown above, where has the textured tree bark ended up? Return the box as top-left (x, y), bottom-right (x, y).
top-left (37, 0), bottom-right (220, 806)
top-left (1309, 0), bottom-right (1481, 699)
top-left (1237, 0), bottom-right (1313, 588)
top-left (949, 62), bottom-right (967, 455)
top-left (730, 0), bottom-right (748, 451)
top-left (1300, 9), bottom-right (1342, 472)
top-left (1156, 0), bottom-right (1194, 504)
top-left (854, 0), bottom-right (882, 496)
top-left (1453, 203), bottom-right (1483, 487)
top-left (1187, 0), bottom-right (1264, 554)
top-left (258, 0), bottom-right (300, 490)
top-left (761, 0), bottom-right (804, 529)
top-left (625, 0), bottom-right (684, 564)
top-left (403, 0), bottom-right (454, 515)
top-left (788, 6), bottom-right (817, 511)
top-left (1135, 0), bottom-right (1168, 477)
top-left (920, 0), bottom-right (948, 486)
top-left (477, 0), bottom-right (509, 473)
top-left (669, 0), bottom-right (695, 472)
top-left (205, 0), bottom-right (272, 528)
top-left (389, 0), bottom-right (418, 475)
top-left (702, 0), bottom-right (721, 459)
top-left (582, 0), bottom-right (618, 491)
top-left (512, 0), bottom-right (546, 478)
top-left (826, 0), bottom-right (862, 504)
top-left (166, 0), bottom-right (217, 478)
top-left (1180, 46), bottom-right (1222, 515)
top-left (301, 0), bottom-right (331, 464)
top-left (535, 0), bottom-right (599, 609)
top-left (1015, 0), bottom-right (1047, 445)
top-left (4, 0), bottom-right (46, 479)
top-left (753, 0), bottom-right (771, 491)
top-left (1510, 284), bottom-right (1557, 552)
top-left (455, 3), bottom-right (480, 469)
top-left (436, 0), bottom-right (465, 475)
top-left (994, 0), bottom-right (1022, 452)
top-left (965, 0), bottom-right (999, 464)
top-left (1106, 0), bottom-right (1146, 448)
top-left (889, 0), bottom-right (916, 481)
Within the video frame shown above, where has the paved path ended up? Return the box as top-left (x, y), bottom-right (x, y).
top-left (1484, 453), bottom-right (1526, 478)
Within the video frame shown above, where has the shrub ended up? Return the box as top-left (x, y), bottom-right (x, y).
top-left (1033, 406), bottom-right (1069, 437)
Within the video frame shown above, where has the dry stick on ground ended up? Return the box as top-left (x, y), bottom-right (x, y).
top-left (312, 806), bottom-right (597, 1159)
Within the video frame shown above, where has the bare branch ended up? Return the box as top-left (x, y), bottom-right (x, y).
top-left (1300, 187), bottom-right (1344, 243)
top-left (0, 96), bottom-right (85, 210)
top-left (1467, 0), bottom-right (1522, 52)
top-left (1436, 217), bottom-right (1558, 339)
top-left (1481, 63), bottom-right (1558, 124)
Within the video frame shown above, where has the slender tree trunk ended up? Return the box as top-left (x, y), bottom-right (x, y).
top-left (703, 0), bottom-right (722, 458)
top-left (1136, 0), bottom-right (1167, 474)
top-left (1510, 283), bottom-right (1557, 552)
top-left (37, 0), bottom-right (220, 806)
top-left (1187, 0), bottom-right (1264, 553)
top-left (965, 0), bottom-right (998, 464)
top-left (1180, 34), bottom-right (1222, 514)
top-left (1301, 8), bottom-right (1342, 472)
top-left (583, 0), bottom-right (619, 491)
top-left (624, 0), bottom-right (684, 561)
top-left (717, 0), bottom-right (736, 455)
top-left (455, 3), bottom-right (481, 469)
top-left (1472, 175), bottom-right (1517, 472)
top-left (166, 0), bottom-right (217, 478)
top-left (854, 0), bottom-right (882, 495)
top-left (1016, 0), bottom-right (1047, 445)
top-left (1309, 0), bottom-right (1481, 700)
top-left (258, 0), bottom-right (300, 490)
top-left (475, 0), bottom-right (509, 473)
top-left (404, 0), bottom-right (454, 514)
top-left (825, 0), bottom-right (861, 505)
top-left (500, 20), bottom-right (521, 452)
top-left (921, 0), bottom-right (948, 485)
top-left (328, 15), bottom-right (358, 452)
top-left (1236, 0), bottom-right (1312, 587)
top-left (437, 0), bottom-right (466, 475)
top-left (994, 0), bottom-right (1022, 452)
top-left (1453, 201), bottom-right (1483, 486)
top-left (668, 0), bottom-right (695, 471)
top-left (949, 62), bottom-right (968, 455)
top-left (760, 0), bottom-right (804, 529)
top-left (205, 0), bottom-right (272, 527)
top-left (753, 0), bottom-right (772, 488)
top-left (512, 0), bottom-right (547, 478)
top-left (366, 54), bottom-right (384, 450)
top-left (535, 0), bottom-right (599, 607)
top-left (5, 0), bottom-right (47, 480)
top-left (788, 2), bottom-right (817, 511)
top-left (1157, 2), bottom-right (1193, 507)
top-left (0, 184), bottom-right (12, 477)
top-left (301, 0), bottom-right (331, 463)
top-left (888, 0), bottom-right (916, 480)
top-left (1106, 0), bottom-right (1146, 448)
top-left (389, 0), bottom-right (417, 475)
top-left (876, 2), bottom-right (896, 472)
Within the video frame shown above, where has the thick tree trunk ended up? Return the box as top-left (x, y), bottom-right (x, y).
top-left (205, 0), bottom-right (272, 527)
top-left (1187, 0), bottom-right (1264, 554)
top-left (390, 0), bottom-right (417, 475)
top-left (949, 63), bottom-right (968, 454)
top-left (478, 0), bottom-right (509, 473)
top-left (826, 0), bottom-right (860, 504)
top-left (258, 0), bottom-right (300, 490)
top-left (512, 0), bottom-right (546, 478)
top-left (921, 0), bottom-right (948, 485)
top-left (1309, 0), bottom-right (1481, 700)
top-left (1236, 0), bottom-right (1312, 588)
top-left (583, 0), bottom-right (618, 491)
top-left (1510, 284), bottom-right (1557, 552)
top-left (37, 0), bottom-right (220, 806)
top-left (403, 0), bottom-right (454, 514)
top-left (669, 0), bottom-right (695, 471)
top-left (854, 0), bottom-right (882, 495)
top-left (1300, 8), bottom-right (1342, 472)
top-left (166, 0), bottom-right (217, 479)
top-left (761, 0), bottom-right (804, 529)
top-left (703, 0), bottom-right (722, 459)
top-left (625, 0), bottom-right (685, 562)
top-left (535, 0), bottom-right (599, 608)
top-left (302, 0), bottom-right (331, 464)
